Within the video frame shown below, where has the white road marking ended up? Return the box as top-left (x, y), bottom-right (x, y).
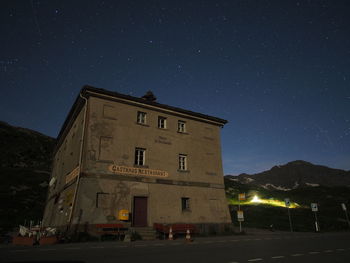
top-left (264, 238), bottom-right (271, 240)
top-left (248, 258), bottom-right (263, 262)
top-left (271, 256), bottom-right (284, 259)
top-left (323, 250), bottom-right (333, 253)
top-left (253, 239), bottom-right (261, 241)
top-left (309, 251), bottom-right (320, 254)
top-left (291, 253), bottom-right (304, 257)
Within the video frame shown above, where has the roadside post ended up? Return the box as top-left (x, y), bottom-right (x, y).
top-left (238, 193), bottom-right (245, 233)
top-left (311, 203), bottom-right (320, 232)
top-left (285, 198), bottom-right (293, 232)
top-left (237, 210), bottom-right (244, 232)
top-left (341, 203), bottom-right (350, 228)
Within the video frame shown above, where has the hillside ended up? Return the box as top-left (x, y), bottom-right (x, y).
top-left (228, 160), bottom-right (350, 191)
top-left (225, 177), bottom-right (350, 231)
top-left (0, 121), bottom-right (55, 233)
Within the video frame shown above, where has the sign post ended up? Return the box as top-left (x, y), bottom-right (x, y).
top-left (341, 203), bottom-right (350, 228)
top-left (238, 193), bottom-right (245, 233)
top-left (311, 203), bottom-right (320, 232)
top-left (285, 198), bottom-right (293, 232)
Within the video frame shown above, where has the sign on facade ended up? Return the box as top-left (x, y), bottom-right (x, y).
top-left (65, 166), bottom-right (80, 184)
top-left (109, 165), bottom-right (169, 178)
top-left (311, 203), bottom-right (318, 212)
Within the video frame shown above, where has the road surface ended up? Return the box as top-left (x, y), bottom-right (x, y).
top-left (1, 231), bottom-right (350, 262)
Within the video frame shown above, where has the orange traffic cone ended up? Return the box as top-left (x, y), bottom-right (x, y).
top-left (168, 226), bottom-right (173, 240)
top-left (185, 229), bottom-right (192, 242)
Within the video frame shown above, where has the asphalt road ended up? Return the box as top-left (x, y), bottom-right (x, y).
top-left (1, 231), bottom-right (350, 263)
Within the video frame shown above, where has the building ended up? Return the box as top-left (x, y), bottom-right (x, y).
top-left (42, 85), bottom-right (232, 236)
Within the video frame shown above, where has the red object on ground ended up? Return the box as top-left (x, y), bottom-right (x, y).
top-left (39, 236), bottom-right (58, 245)
top-left (153, 223), bottom-right (197, 234)
top-left (13, 236), bottom-right (35, 246)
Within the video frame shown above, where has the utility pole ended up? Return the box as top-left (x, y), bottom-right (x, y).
top-left (237, 193), bottom-right (245, 233)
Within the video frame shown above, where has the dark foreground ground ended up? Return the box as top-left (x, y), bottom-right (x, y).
top-left (1, 229), bottom-right (350, 263)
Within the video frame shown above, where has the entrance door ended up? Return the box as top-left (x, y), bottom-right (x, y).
top-left (133, 197), bottom-right (148, 227)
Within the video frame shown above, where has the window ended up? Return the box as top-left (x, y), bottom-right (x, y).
top-left (181, 197), bottom-right (190, 211)
top-left (158, 116), bottom-right (167, 129)
top-left (178, 120), bottom-right (186, 133)
top-left (179, 154), bottom-right (187, 170)
top-left (137, 111), bottom-right (146, 124)
top-left (135, 148), bottom-right (146, 166)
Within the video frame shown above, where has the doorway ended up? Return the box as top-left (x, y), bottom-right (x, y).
top-left (133, 197), bottom-right (148, 227)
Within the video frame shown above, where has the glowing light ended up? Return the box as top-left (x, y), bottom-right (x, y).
top-left (228, 193), bottom-right (302, 208)
top-left (244, 195), bottom-right (301, 208)
top-left (251, 195), bottom-right (262, 203)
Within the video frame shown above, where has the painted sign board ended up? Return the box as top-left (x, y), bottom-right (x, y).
top-left (311, 203), bottom-right (318, 212)
top-left (65, 166), bottom-right (80, 184)
top-left (109, 165), bottom-right (169, 178)
top-left (341, 203), bottom-right (347, 211)
top-left (237, 210), bottom-right (244, 221)
top-left (238, 193), bottom-right (246, 201)
top-left (284, 198), bottom-right (291, 207)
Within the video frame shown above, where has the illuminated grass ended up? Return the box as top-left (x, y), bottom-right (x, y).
top-left (228, 195), bottom-right (301, 208)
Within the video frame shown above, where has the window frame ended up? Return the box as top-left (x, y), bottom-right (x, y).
top-left (181, 197), bottom-right (190, 211)
top-left (137, 111), bottom-right (147, 124)
top-left (158, 116), bottom-right (167, 129)
top-left (134, 148), bottom-right (146, 166)
top-left (178, 120), bottom-right (186, 133)
top-left (178, 154), bottom-right (187, 171)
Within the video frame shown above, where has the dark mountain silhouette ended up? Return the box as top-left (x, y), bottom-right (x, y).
top-left (227, 160), bottom-right (350, 191)
top-left (0, 121), bottom-right (55, 232)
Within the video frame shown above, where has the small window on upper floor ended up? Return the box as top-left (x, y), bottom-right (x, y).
top-left (137, 111), bottom-right (147, 124)
top-left (178, 120), bottom-right (186, 133)
top-left (179, 154), bottom-right (187, 171)
top-left (158, 116), bottom-right (167, 129)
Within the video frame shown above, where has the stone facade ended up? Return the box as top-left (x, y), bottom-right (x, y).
top-left (42, 86), bottom-right (231, 234)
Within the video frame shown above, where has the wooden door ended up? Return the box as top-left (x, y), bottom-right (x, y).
top-left (133, 197), bottom-right (148, 227)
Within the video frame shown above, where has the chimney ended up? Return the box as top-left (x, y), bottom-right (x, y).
top-left (141, 91), bottom-right (157, 102)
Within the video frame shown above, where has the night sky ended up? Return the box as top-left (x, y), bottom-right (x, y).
top-left (1, 0), bottom-right (349, 175)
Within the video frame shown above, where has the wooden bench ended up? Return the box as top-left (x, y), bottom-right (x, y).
top-left (94, 224), bottom-right (128, 239)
